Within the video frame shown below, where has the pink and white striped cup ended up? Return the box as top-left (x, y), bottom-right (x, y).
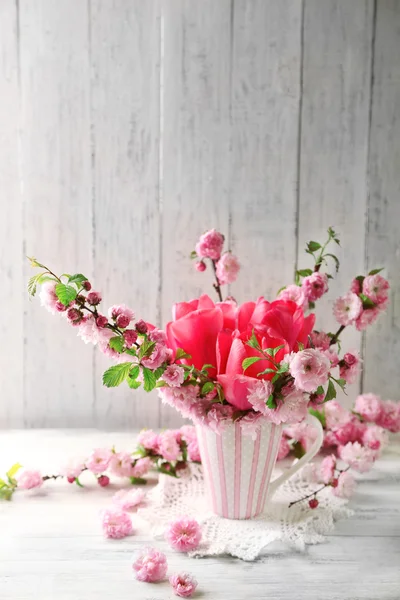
top-left (196, 414), bottom-right (323, 519)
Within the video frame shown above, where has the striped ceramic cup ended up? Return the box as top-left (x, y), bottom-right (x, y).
top-left (196, 414), bottom-right (323, 519)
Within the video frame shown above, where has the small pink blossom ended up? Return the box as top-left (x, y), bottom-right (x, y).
top-left (339, 351), bottom-right (361, 384)
top-left (320, 454), bottom-right (336, 484)
top-left (338, 441), bottom-right (375, 473)
top-left (162, 364), bottom-right (185, 387)
top-left (169, 573), bottom-right (198, 598)
top-left (39, 282), bottom-right (59, 314)
top-left (59, 458), bottom-right (85, 480)
top-left (333, 292), bottom-right (363, 326)
top-left (362, 274), bottom-right (389, 305)
top-left (324, 400), bottom-right (352, 430)
top-left (332, 471), bottom-right (356, 498)
top-left (302, 272), bottom-right (329, 302)
top-left (274, 390), bottom-right (309, 424)
top-left (78, 315), bottom-right (114, 346)
top-left (206, 403), bottom-right (234, 432)
top-left (247, 380), bottom-right (273, 415)
top-left (195, 229), bottom-right (224, 260)
top-left (149, 328), bottom-right (168, 345)
top-left (112, 488), bottom-right (146, 511)
top-left (141, 343), bottom-right (169, 370)
top-left (195, 260), bottom-right (206, 272)
top-left (362, 425), bottom-right (389, 453)
top-left (108, 304), bottom-right (135, 324)
top-left (101, 508), bottom-right (133, 539)
top-left (355, 307), bottom-right (380, 331)
top-left (137, 429), bottom-right (159, 452)
top-left (180, 425), bottom-right (197, 444)
top-left (354, 393), bottom-right (382, 422)
top-left (310, 331), bottom-right (331, 351)
top-left (285, 422), bottom-right (318, 451)
top-left (160, 386), bottom-right (200, 419)
top-left (350, 277), bottom-right (362, 294)
top-left (66, 307), bottom-right (84, 326)
top-left (98, 475), bottom-right (110, 487)
top-left (165, 517), bottom-right (202, 552)
top-left (323, 430), bottom-right (339, 448)
top-left (187, 440), bottom-right (201, 462)
top-left (277, 284), bottom-right (307, 309)
top-left (215, 252), bottom-right (240, 285)
top-left (86, 448), bottom-right (112, 474)
top-left (87, 290), bottom-right (102, 306)
top-left (132, 547), bottom-right (168, 582)
top-left (334, 418), bottom-right (366, 445)
top-left (289, 348), bottom-right (330, 392)
top-left (109, 451), bottom-right (134, 477)
top-left (16, 469), bottom-right (43, 490)
top-left (135, 319), bottom-right (148, 334)
top-left (158, 431), bottom-right (181, 462)
top-left (96, 314), bottom-right (108, 328)
top-left (123, 329), bottom-right (138, 348)
top-left (239, 411), bottom-right (263, 439)
top-left (376, 400), bottom-right (400, 433)
top-left (131, 457), bottom-right (152, 478)
top-left (277, 436), bottom-right (291, 460)
top-left (324, 348), bottom-right (340, 368)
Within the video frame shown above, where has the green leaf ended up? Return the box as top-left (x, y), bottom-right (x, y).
top-left (308, 301), bottom-right (315, 310)
top-left (242, 356), bottom-right (262, 372)
top-left (0, 487), bottom-right (14, 500)
top-left (307, 241), bottom-right (321, 253)
top-left (129, 365), bottom-right (140, 380)
top-left (190, 250), bottom-right (198, 260)
top-left (127, 378), bottom-right (141, 389)
top-left (272, 344), bottom-right (285, 356)
top-left (142, 367), bottom-right (157, 392)
top-left (292, 441), bottom-right (306, 459)
top-left (309, 408), bottom-right (326, 428)
top-left (156, 381), bottom-right (167, 388)
top-left (247, 330), bottom-right (260, 350)
top-left (325, 253), bottom-right (340, 273)
top-left (324, 379), bottom-right (337, 403)
top-left (315, 385), bottom-right (324, 395)
top-left (271, 373), bottom-right (281, 384)
top-left (266, 394), bottom-right (276, 409)
top-left (6, 463), bottom-right (22, 480)
top-left (201, 363), bottom-right (215, 371)
top-left (102, 362), bottom-right (133, 387)
top-left (68, 273), bottom-right (88, 286)
top-left (359, 293), bottom-right (376, 309)
top-left (55, 283), bottom-right (77, 306)
top-left (368, 268), bottom-right (383, 276)
top-left (296, 269), bottom-right (313, 277)
top-left (257, 367), bottom-right (277, 376)
top-left (277, 285), bottom-right (286, 295)
top-left (336, 378), bottom-right (346, 390)
top-left (139, 339), bottom-right (156, 360)
top-left (130, 476), bottom-right (147, 485)
top-left (176, 348), bottom-right (191, 360)
top-left (0, 478), bottom-right (8, 489)
top-left (27, 256), bottom-right (46, 269)
top-left (355, 275), bottom-right (365, 285)
top-left (201, 382), bottom-right (215, 395)
top-left (75, 477), bottom-right (84, 488)
top-left (27, 274), bottom-right (40, 297)
top-left (153, 366), bottom-right (166, 379)
top-left (298, 341), bottom-right (304, 351)
top-left (109, 336), bottom-right (124, 353)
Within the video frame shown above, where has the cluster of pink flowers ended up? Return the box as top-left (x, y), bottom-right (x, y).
top-left (334, 273), bottom-right (389, 331)
top-left (278, 272), bottom-right (329, 309)
top-left (132, 547), bottom-right (198, 596)
top-left (193, 229), bottom-right (240, 285)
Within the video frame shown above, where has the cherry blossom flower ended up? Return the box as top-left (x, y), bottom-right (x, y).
top-left (332, 471), bottom-right (356, 498)
top-left (362, 425), bottom-right (389, 453)
top-left (285, 422), bottom-right (318, 451)
top-left (289, 348), bottom-right (330, 392)
top-left (78, 315), bottom-right (114, 346)
top-left (333, 418), bottom-right (366, 446)
top-left (362, 274), bottom-right (389, 305)
top-left (350, 277), bottom-right (362, 294)
top-left (195, 229), bottom-right (224, 260)
top-left (355, 307), bottom-right (380, 331)
top-left (247, 380), bottom-right (273, 415)
top-left (376, 400), bottom-right (400, 433)
top-left (302, 272), bottom-right (329, 302)
top-left (141, 343), bottom-right (169, 370)
top-left (339, 351), bottom-right (361, 384)
top-left (101, 508), bottom-right (133, 539)
top-left (108, 304), bottom-right (135, 324)
top-left (338, 442), bottom-right (375, 473)
top-left (277, 436), bottom-right (291, 460)
top-left (333, 292), bottom-right (362, 326)
top-left (354, 393), bottom-right (382, 422)
top-left (109, 451), bottom-right (134, 477)
top-left (324, 348), bottom-right (340, 368)
top-left (158, 431), bottom-right (181, 462)
top-left (169, 573), bottom-right (198, 598)
top-left (16, 469), bottom-right (43, 490)
top-left (215, 252), bottom-right (240, 285)
top-left (112, 488), bottom-right (146, 511)
top-left (187, 439), bottom-right (201, 462)
top-left (87, 291), bottom-right (102, 306)
top-left (39, 282), bottom-right (60, 314)
top-left (149, 328), bottom-right (168, 345)
top-left (86, 448), bottom-right (112, 474)
top-left (324, 400), bottom-right (352, 430)
top-left (59, 458), bottom-right (85, 480)
top-left (319, 455), bottom-right (336, 484)
top-left (165, 517), bottom-right (202, 552)
top-left (132, 547), bottom-right (168, 582)
top-left (277, 284), bottom-right (307, 308)
top-left (137, 429), bottom-right (159, 452)
top-left (123, 329), bottom-right (138, 348)
top-left (205, 403), bottom-right (234, 432)
top-left (310, 331), bottom-right (331, 351)
top-left (162, 364), bottom-right (185, 387)
top-left (131, 457), bottom-right (152, 478)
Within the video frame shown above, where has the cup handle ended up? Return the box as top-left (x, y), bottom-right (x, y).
top-left (267, 413), bottom-right (324, 498)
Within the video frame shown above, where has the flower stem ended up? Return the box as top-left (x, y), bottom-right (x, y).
top-left (330, 325), bottom-right (345, 346)
top-left (211, 260), bottom-right (223, 302)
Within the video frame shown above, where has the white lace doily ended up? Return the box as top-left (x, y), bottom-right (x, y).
top-left (138, 463), bottom-right (353, 561)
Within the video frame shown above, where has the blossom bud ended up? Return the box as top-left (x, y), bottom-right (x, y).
top-left (331, 478), bottom-right (339, 488)
top-left (82, 280), bottom-right (92, 291)
top-left (67, 307), bottom-right (84, 325)
top-left (96, 315), bottom-right (108, 328)
top-left (123, 329), bottom-right (138, 349)
top-left (98, 475), bottom-right (110, 487)
top-left (116, 314), bottom-right (130, 329)
top-left (75, 294), bottom-right (86, 306)
top-left (309, 498), bottom-right (319, 509)
top-left (67, 476), bottom-right (76, 484)
top-left (195, 260), bottom-right (206, 272)
top-left (135, 319), bottom-right (148, 334)
top-left (55, 301), bottom-right (67, 312)
top-left (87, 291), bottom-right (102, 306)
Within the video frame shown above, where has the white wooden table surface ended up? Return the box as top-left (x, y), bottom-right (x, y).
top-left (1, 430), bottom-right (399, 600)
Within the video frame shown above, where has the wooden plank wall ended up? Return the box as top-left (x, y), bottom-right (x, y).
top-left (0, 0), bottom-right (399, 429)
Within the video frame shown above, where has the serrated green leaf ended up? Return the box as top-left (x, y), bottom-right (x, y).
top-left (296, 269), bottom-right (313, 277)
top-left (102, 362), bottom-right (133, 387)
top-left (359, 293), bottom-right (376, 309)
top-left (242, 356), bottom-right (262, 372)
top-left (68, 273), bottom-right (88, 286)
top-left (368, 268), bottom-right (383, 276)
top-left (324, 379), bottom-right (337, 402)
top-left (55, 283), bottom-right (77, 306)
top-left (272, 344), bottom-right (285, 357)
top-left (139, 339), bottom-right (156, 360)
top-left (201, 382), bottom-right (215, 395)
top-left (129, 365), bottom-right (140, 380)
top-left (307, 241), bottom-right (321, 253)
top-left (127, 378), bottom-right (141, 389)
top-left (247, 330), bottom-right (260, 350)
top-left (315, 385), bottom-right (324, 395)
top-left (153, 366), bottom-right (166, 379)
top-left (176, 348), bottom-right (191, 360)
top-left (142, 367), bottom-right (157, 392)
top-left (6, 463), bottom-right (22, 479)
top-left (109, 336), bottom-right (124, 353)
top-left (27, 274), bottom-right (40, 297)
top-left (309, 407), bottom-right (326, 428)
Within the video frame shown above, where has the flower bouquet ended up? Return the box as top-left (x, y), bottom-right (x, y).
top-left (26, 226), bottom-right (393, 518)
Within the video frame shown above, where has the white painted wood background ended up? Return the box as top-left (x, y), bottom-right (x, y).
top-left (1, 0), bottom-right (399, 430)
